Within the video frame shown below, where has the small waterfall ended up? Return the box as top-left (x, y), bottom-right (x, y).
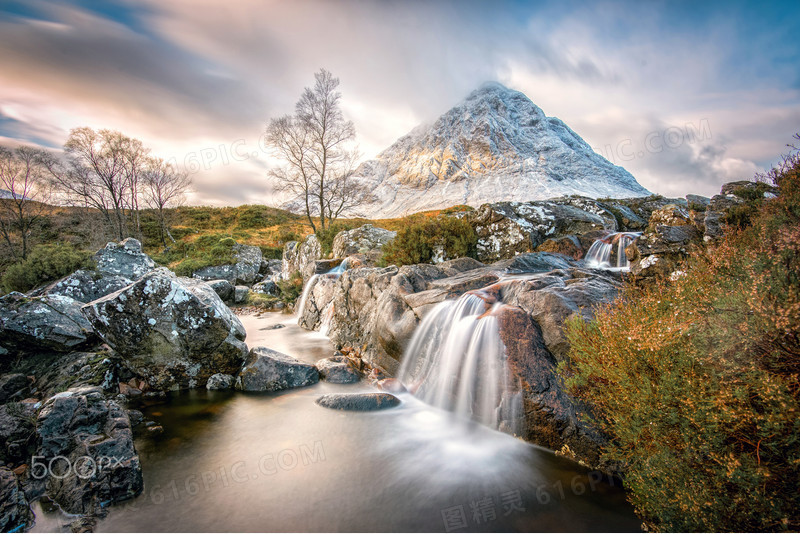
top-left (296, 259), bottom-right (348, 325)
top-left (398, 293), bottom-right (521, 433)
top-left (584, 232), bottom-right (641, 270)
top-left (295, 274), bottom-right (319, 319)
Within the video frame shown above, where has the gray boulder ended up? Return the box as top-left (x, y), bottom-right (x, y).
top-left (467, 197), bottom-right (618, 262)
top-left (282, 235), bottom-right (322, 282)
top-left (0, 293), bottom-right (96, 353)
top-left (193, 244), bottom-right (263, 285)
top-left (0, 373), bottom-right (30, 404)
top-left (206, 279), bottom-right (235, 304)
top-left (332, 224), bottom-right (396, 258)
top-left (206, 373), bottom-right (235, 390)
top-left (36, 386), bottom-right (143, 515)
top-left (315, 392), bottom-right (400, 411)
top-left (94, 238), bottom-right (156, 279)
top-left (316, 356), bottom-right (361, 384)
top-left (0, 467), bottom-right (33, 532)
top-left (627, 204), bottom-right (701, 280)
top-left (251, 279), bottom-right (278, 296)
top-left (40, 269), bottom-right (132, 303)
top-left (235, 347), bottom-right (319, 392)
top-left (234, 285), bottom-right (250, 304)
top-left (82, 269), bottom-right (248, 390)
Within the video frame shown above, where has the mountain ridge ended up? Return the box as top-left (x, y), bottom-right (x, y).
top-left (354, 82), bottom-right (651, 218)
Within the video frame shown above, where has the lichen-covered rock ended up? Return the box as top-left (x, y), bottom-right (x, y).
top-left (282, 235), bottom-right (322, 282)
top-left (251, 279), bottom-right (278, 297)
top-left (206, 279), bottom-right (235, 304)
top-left (94, 238), bottom-right (156, 279)
top-left (316, 356), bottom-right (361, 384)
top-left (332, 224), bottom-right (396, 258)
top-left (259, 258), bottom-right (283, 277)
top-left (0, 466), bottom-right (33, 532)
top-left (536, 235), bottom-right (584, 259)
top-left (36, 386), bottom-right (143, 515)
top-left (82, 269), bottom-right (247, 390)
top-left (0, 292), bottom-right (96, 353)
top-left (206, 373), bottom-right (235, 390)
top-left (627, 203), bottom-right (702, 280)
top-left (702, 181), bottom-right (778, 242)
top-left (234, 285), bottom-right (250, 304)
top-left (40, 269), bottom-right (133, 304)
top-left (467, 197), bottom-right (618, 262)
top-left (193, 244), bottom-right (263, 285)
top-left (315, 392), bottom-right (400, 411)
top-left (235, 347), bottom-right (319, 392)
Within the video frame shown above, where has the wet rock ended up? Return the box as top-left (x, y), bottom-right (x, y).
top-left (126, 409), bottom-right (143, 427)
top-left (206, 279), bottom-right (235, 304)
top-left (0, 373), bottom-right (30, 404)
top-left (82, 269), bottom-right (248, 391)
top-left (234, 285), bottom-right (250, 304)
top-left (315, 392), bottom-right (400, 411)
top-left (193, 244), bottom-right (263, 285)
top-left (376, 378), bottom-right (407, 394)
top-left (0, 400), bottom-right (37, 465)
top-left (282, 235), bottom-right (322, 282)
top-left (0, 292), bottom-right (96, 353)
top-left (206, 373), bottom-right (235, 390)
top-left (94, 238), bottom-right (156, 280)
top-left (235, 347), bottom-right (319, 392)
top-left (0, 466), bottom-right (33, 532)
top-left (36, 386), bottom-right (143, 515)
top-left (627, 204), bottom-right (702, 280)
top-left (40, 269), bottom-right (133, 304)
top-left (492, 252), bottom-right (574, 273)
top-left (316, 356), bottom-right (360, 384)
top-left (332, 224), bottom-right (396, 258)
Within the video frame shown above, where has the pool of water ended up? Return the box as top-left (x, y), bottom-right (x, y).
top-left (30, 312), bottom-right (641, 532)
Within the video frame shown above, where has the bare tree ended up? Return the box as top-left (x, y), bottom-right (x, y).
top-left (121, 136), bottom-right (149, 239)
top-left (45, 127), bottom-right (139, 240)
top-left (142, 157), bottom-right (191, 246)
top-left (266, 69), bottom-right (369, 232)
top-left (0, 145), bottom-right (53, 260)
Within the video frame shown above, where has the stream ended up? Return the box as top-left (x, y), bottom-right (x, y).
top-left (30, 312), bottom-right (640, 532)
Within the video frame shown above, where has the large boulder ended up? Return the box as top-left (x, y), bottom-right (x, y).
top-left (627, 204), bottom-right (702, 280)
top-left (193, 244), bottom-right (263, 285)
top-left (0, 400), bottom-right (37, 466)
top-left (35, 386), bottom-right (143, 515)
top-left (0, 293), bottom-right (96, 353)
top-left (39, 269), bottom-right (133, 304)
top-left (206, 279), bottom-right (235, 304)
top-left (94, 238), bottom-right (156, 280)
top-left (282, 235), bottom-right (322, 282)
top-left (316, 355), bottom-right (361, 384)
top-left (235, 347), bottom-right (319, 392)
top-left (332, 224), bottom-right (396, 258)
top-left (466, 197), bottom-right (618, 262)
top-left (0, 467), bottom-right (33, 532)
top-left (82, 269), bottom-right (248, 390)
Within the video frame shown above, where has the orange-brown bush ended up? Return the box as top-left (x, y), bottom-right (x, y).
top-left (561, 139), bottom-right (800, 532)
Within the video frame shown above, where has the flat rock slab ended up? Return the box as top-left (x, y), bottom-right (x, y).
top-left (315, 392), bottom-right (400, 411)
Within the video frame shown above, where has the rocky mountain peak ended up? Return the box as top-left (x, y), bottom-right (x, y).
top-left (355, 82), bottom-right (650, 218)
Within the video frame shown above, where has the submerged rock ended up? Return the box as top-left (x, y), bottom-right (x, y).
top-left (316, 356), bottom-right (360, 384)
top-left (236, 347), bottom-right (319, 392)
top-left (315, 392), bottom-right (400, 411)
top-left (82, 269), bottom-right (247, 390)
top-left (0, 292), bottom-right (96, 353)
top-left (36, 386), bottom-right (143, 515)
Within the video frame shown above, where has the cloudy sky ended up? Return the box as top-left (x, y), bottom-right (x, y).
top-left (1, 0), bottom-right (798, 205)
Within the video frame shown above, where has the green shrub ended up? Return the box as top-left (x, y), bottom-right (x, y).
top-left (560, 146), bottom-right (800, 531)
top-left (277, 271), bottom-right (304, 304)
top-left (2, 244), bottom-right (95, 293)
top-left (247, 291), bottom-right (280, 309)
top-left (381, 216), bottom-right (477, 267)
top-left (168, 235), bottom-right (237, 277)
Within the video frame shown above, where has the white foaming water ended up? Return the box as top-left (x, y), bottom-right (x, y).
top-left (398, 293), bottom-right (521, 433)
top-left (295, 273), bottom-right (319, 320)
top-left (296, 259), bottom-right (349, 326)
top-left (584, 231), bottom-right (641, 270)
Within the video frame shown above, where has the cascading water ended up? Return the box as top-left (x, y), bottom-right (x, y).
top-left (296, 259), bottom-right (349, 326)
top-left (398, 292), bottom-right (521, 434)
top-left (584, 231), bottom-right (641, 270)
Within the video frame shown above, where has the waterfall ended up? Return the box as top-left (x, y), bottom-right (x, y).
top-left (296, 259), bottom-right (348, 324)
top-left (584, 231), bottom-right (641, 270)
top-left (398, 292), bottom-right (521, 433)
top-left (295, 274), bottom-right (319, 319)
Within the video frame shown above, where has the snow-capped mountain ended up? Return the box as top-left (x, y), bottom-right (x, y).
top-left (355, 82), bottom-right (650, 218)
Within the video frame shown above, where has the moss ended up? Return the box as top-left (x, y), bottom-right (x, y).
top-left (1, 243), bottom-right (95, 293)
